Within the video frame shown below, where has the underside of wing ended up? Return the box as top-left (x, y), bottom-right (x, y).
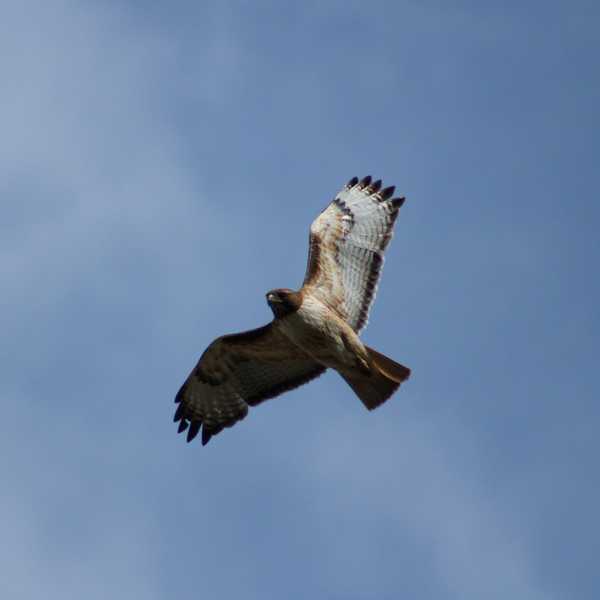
top-left (174, 324), bottom-right (325, 445)
top-left (302, 176), bottom-right (405, 332)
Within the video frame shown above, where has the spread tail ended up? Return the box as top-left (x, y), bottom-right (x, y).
top-left (342, 346), bottom-right (411, 410)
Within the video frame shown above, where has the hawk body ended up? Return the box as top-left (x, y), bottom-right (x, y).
top-left (275, 294), bottom-right (370, 374)
top-left (174, 176), bottom-right (411, 445)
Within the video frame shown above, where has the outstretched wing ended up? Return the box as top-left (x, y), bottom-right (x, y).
top-left (302, 175), bottom-right (405, 333)
top-left (174, 323), bottom-right (325, 445)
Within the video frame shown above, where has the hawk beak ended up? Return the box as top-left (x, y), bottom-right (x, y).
top-left (267, 293), bottom-right (281, 303)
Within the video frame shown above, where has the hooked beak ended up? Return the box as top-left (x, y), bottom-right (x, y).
top-left (267, 293), bottom-right (281, 303)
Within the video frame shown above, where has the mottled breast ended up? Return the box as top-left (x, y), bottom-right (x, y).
top-left (276, 296), bottom-right (350, 364)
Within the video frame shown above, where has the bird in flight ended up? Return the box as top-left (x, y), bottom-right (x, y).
top-left (174, 176), bottom-right (411, 445)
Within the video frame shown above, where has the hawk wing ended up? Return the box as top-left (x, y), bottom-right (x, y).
top-left (174, 323), bottom-right (325, 445)
top-left (302, 175), bottom-right (405, 333)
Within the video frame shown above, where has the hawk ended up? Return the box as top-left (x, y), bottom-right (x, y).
top-left (174, 176), bottom-right (411, 445)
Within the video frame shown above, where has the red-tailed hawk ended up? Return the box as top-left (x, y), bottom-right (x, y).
top-left (174, 176), bottom-right (411, 445)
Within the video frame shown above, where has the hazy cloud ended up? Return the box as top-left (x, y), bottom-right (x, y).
top-left (2, 1), bottom-right (598, 599)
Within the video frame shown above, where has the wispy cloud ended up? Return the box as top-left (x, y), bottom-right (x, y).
top-left (303, 412), bottom-right (553, 599)
top-left (2, 1), bottom-right (598, 599)
top-left (0, 3), bottom-right (232, 596)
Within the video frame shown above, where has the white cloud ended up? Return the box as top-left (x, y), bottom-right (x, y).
top-left (307, 411), bottom-right (553, 599)
top-left (1, 3), bottom-right (593, 599)
top-left (1, 479), bottom-right (161, 599)
top-left (0, 1), bottom-right (246, 345)
top-left (0, 4), bottom-right (236, 597)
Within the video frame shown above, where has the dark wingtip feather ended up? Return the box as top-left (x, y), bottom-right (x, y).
top-left (392, 196), bottom-right (406, 208)
top-left (201, 427), bottom-right (213, 446)
top-left (380, 186), bottom-right (395, 200)
top-left (174, 382), bottom-right (186, 404)
top-left (347, 176), bottom-right (359, 188)
top-left (173, 403), bottom-right (185, 422)
top-left (360, 175), bottom-right (372, 188)
top-left (187, 421), bottom-right (201, 442)
top-left (370, 179), bottom-right (382, 193)
top-left (177, 419), bottom-right (189, 433)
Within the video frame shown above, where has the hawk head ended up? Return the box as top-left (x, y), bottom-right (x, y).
top-left (266, 288), bottom-right (302, 319)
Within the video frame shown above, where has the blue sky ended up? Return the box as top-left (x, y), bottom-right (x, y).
top-left (2, 1), bottom-right (599, 598)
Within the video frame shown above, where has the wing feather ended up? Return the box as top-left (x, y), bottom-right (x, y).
top-left (174, 323), bottom-right (325, 445)
top-left (303, 175), bottom-right (405, 332)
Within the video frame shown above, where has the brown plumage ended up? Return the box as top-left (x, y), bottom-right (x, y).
top-left (174, 175), bottom-right (411, 445)
top-left (342, 346), bottom-right (411, 410)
